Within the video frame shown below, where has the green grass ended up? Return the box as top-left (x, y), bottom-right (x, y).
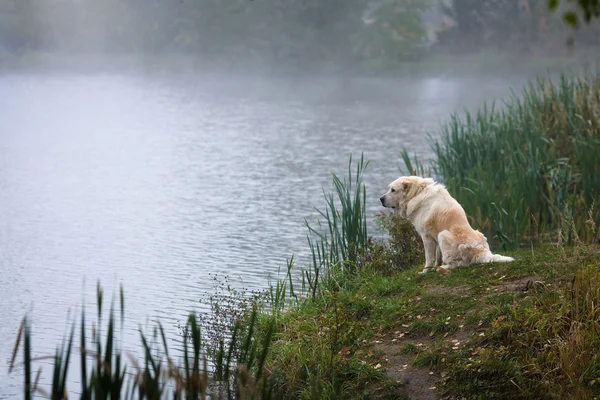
top-left (403, 68), bottom-right (600, 249)
top-left (10, 284), bottom-right (278, 399)
top-left (252, 243), bottom-right (600, 399)
top-left (304, 153), bottom-right (370, 297)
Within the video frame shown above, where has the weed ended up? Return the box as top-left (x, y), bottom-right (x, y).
top-left (304, 153), bottom-right (369, 296)
top-left (413, 349), bottom-right (442, 369)
top-left (9, 284), bottom-right (277, 399)
top-left (369, 210), bottom-right (425, 274)
top-left (400, 343), bottom-right (420, 355)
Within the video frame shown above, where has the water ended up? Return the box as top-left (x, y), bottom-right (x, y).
top-left (0, 72), bottom-right (526, 396)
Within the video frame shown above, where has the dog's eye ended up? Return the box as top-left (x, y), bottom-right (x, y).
top-left (391, 188), bottom-right (396, 193)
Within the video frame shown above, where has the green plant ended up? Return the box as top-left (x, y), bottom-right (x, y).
top-left (304, 153), bottom-right (370, 297)
top-left (402, 70), bottom-right (600, 249)
top-left (373, 210), bottom-right (425, 273)
top-left (446, 260), bottom-right (600, 399)
top-left (10, 283), bottom-right (278, 399)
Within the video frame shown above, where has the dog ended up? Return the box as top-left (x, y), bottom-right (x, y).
top-left (380, 176), bottom-right (514, 274)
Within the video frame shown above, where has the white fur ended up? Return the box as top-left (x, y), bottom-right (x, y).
top-left (380, 176), bottom-right (514, 274)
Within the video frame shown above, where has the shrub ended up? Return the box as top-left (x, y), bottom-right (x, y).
top-left (362, 211), bottom-right (425, 275)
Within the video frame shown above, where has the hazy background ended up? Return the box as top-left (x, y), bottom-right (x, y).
top-left (0, 0), bottom-right (599, 75)
top-left (0, 0), bottom-right (598, 397)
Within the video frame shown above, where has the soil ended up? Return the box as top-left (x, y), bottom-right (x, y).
top-left (372, 274), bottom-right (545, 399)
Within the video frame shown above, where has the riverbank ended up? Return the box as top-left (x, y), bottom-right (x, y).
top-left (254, 240), bottom-right (600, 399)
top-left (240, 68), bottom-right (600, 398)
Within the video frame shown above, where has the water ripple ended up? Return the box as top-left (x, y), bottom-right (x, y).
top-left (0, 73), bottom-right (526, 397)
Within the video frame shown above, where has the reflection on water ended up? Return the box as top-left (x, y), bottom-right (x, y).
top-left (0, 73), bottom-right (525, 397)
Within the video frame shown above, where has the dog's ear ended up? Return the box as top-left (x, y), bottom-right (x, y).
top-left (400, 181), bottom-right (411, 194)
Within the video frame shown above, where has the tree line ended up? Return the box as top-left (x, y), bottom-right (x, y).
top-left (0, 0), bottom-right (597, 70)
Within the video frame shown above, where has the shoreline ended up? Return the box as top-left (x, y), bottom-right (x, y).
top-left (1, 49), bottom-right (599, 79)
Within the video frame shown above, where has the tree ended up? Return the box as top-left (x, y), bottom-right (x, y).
top-left (548, 0), bottom-right (600, 27)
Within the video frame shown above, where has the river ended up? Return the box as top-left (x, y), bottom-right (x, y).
top-left (0, 72), bottom-right (526, 396)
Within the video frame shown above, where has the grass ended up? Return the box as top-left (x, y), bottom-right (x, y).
top-left (10, 283), bottom-right (278, 399)
top-left (440, 251), bottom-right (600, 399)
top-left (304, 153), bottom-right (369, 297)
top-left (403, 68), bottom-right (600, 250)
top-left (252, 242), bottom-right (600, 399)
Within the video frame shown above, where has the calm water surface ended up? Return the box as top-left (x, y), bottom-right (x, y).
top-left (0, 73), bottom-right (526, 396)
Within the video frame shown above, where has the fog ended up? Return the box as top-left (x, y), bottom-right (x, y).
top-left (0, 0), bottom-right (598, 75)
top-left (0, 1), bottom-right (598, 397)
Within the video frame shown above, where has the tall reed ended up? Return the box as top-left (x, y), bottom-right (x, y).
top-left (304, 153), bottom-right (369, 297)
top-left (9, 284), bottom-right (277, 399)
top-left (404, 70), bottom-right (600, 249)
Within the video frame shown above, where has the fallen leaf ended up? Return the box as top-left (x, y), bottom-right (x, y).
top-left (338, 347), bottom-right (351, 356)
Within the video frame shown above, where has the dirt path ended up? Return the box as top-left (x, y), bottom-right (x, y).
top-left (371, 274), bottom-right (545, 399)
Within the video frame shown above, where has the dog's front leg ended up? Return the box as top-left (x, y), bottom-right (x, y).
top-left (419, 235), bottom-right (438, 274)
top-left (435, 245), bottom-right (443, 267)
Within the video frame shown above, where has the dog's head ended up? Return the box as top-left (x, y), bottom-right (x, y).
top-left (380, 176), bottom-right (435, 217)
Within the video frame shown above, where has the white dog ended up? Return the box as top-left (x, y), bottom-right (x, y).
top-left (380, 176), bottom-right (514, 274)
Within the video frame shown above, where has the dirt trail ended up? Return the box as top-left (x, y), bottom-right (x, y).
top-left (372, 274), bottom-right (545, 399)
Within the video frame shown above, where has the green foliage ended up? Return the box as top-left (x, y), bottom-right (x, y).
top-left (2, 0), bottom-right (600, 72)
top-left (0, 0), bottom-right (371, 71)
top-left (256, 278), bottom-right (397, 399)
top-left (446, 261), bottom-right (600, 399)
top-left (354, 0), bottom-right (433, 69)
top-left (304, 153), bottom-right (369, 297)
top-left (9, 284), bottom-right (277, 399)
top-left (365, 211), bottom-right (425, 275)
top-left (259, 242), bottom-right (600, 399)
top-left (195, 274), bottom-right (264, 362)
top-left (438, 0), bottom-right (600, 52)
top-left (549, 0), bottom-right (600, 26)
top-left (404, 70), bottom-right (600, 249)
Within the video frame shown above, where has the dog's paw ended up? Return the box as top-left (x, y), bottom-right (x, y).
top-left (418, 266), bottom-right (436, 275)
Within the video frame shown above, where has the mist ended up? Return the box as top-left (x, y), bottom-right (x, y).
top-left (1, 0), bottom-right (598, 75)
top-left (1, 1), bottom-right (599, 397)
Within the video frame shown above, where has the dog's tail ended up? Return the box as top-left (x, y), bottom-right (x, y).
top-left (477, 253), bottom-right (515, 264)
top-left (490, 254), bottom-right (515, 263)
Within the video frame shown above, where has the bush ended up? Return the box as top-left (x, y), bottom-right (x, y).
top-left (362, 211), bottom-right (425, 275)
